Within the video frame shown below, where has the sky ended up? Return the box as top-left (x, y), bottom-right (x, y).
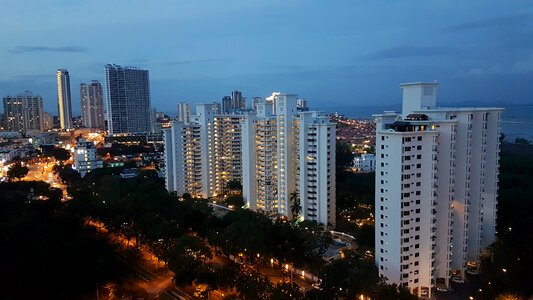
top-left (1, 0), bottom-right (532, 115)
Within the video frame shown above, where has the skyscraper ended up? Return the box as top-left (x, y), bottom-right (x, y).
top-left (105, 64), bottom-right (151, 134)
top-left (176, 102), bottom-right (192, 123)
top-left (242, 93), bottom-right (336, 226)
top-left (80, 80), bottom-right (105, 129)
top-left (164, 93), bottom-right (335, 226)
top-left (164, 105), bottom-right (243, 198)
top-left (221, 90), bottom-right (246, 114)
top-left (57, 69), bottom-right (73, 130)
top-left (3, 92), bottom-right (44, 134)
top-left (374, 83), bottom-right (503, 297)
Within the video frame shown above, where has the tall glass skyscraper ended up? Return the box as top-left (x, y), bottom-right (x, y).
top-left (57, 69), bottom-right (73, 130)
top-left (104, 64), bottom-right (151, 134)
top-left (80, 80), bottom-right (105, 129)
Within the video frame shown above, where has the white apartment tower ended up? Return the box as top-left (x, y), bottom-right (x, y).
top-left (176, 102), bottom-right (192, 123)
top-left (242, 94), bottom-right (336, 226)
top-left (163, 121), bottom-right (203, 197)
top-left (164, 104), bottom-right (243, 198)
top-left (374, 83), bottom-right (503, 297)
top-left (73, 139), bottom-right (103, 177)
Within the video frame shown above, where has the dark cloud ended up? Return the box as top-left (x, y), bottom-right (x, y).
top-left (164, 58), bottom-right (231, 66)
top-left (9, 46), bottom-right (88, 54)
top-left (442, 13), bottom-right (532, 32)
top-left (361, 46), bottom-right (457, 60)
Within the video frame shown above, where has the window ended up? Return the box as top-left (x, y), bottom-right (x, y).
top-left (417, 136), bottom-right (422, 141)
top-left (417, 154), bottom-right (422, 159)
top-left (417, 145), bottom-right (422, 150)
top-left (415, 191), bottom-right (421, 196)
top-left (416, 164), bottom-right (421, 168)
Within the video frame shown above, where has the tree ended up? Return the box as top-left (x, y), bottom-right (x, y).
top-left (289, 191), bottom-right (301, 220)
top-left (167, 235), bottom-right (213, 284)
top-left (226, 179), bottom-right (242, 192)
top-left (514, 137), bottom-right (530, 145)
top-left (336, 141), bottom-right (354, 173)
top-left (7, 162), bottom-right (29, 181)
top-left (51, 147), bottom-right (71, 161)
top-left (225, 195), bottom-right (244, 209)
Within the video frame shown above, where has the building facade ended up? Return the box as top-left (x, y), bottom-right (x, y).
top-left (165, 104), bottom-right (244, 198)
top-left (3, 93), bottom-right (44, 134)
top-left (374, 83), bottom-right (503, 297)
top-left (73, 139), bottom-right (103, 177)
top-left (57, 69), bottom-right (73, 130)
top-left (80, 80), bottom-right (105, 129)
top-left (176, 102), bottom-right (192, 123)
top-left (163, 121), bottom-right (203, 196)
top-left (222, 90), bottom-right (246, 114)
top-left (242, 94), bottom-right (336, 226)
top-left (353, 153), bottom-right (376, 172)
top-left (105, 64), bottom-right (151, 134)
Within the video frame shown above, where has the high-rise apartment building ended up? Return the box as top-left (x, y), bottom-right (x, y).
top-left (176, 102), bottom-right (192, 123)
top-left (57, 69), bottom-right (73, 130)
top-left (164, 93), bottom-right (335, 226)
top-left (374, 83), bottom-right (503, 297)
top-left (242, 94), bottom-right (336, 226)
top-left (73, 139), bottom-right (103, 177)
top-left (105, 64), bottom-right (151, 134)
top-left (80, 80), bottom-right (105, 129)
top-left (221, 90), bottom-right (246, 114)
top-left (164, 105), bottom-right (243, 198)
top-left (42, 112), bottom-right (54, 131)
top-left (3, 92), bottom-right (44, 134)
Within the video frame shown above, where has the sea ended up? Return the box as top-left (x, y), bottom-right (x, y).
top-left (317, 104), bottom-right (533, 142)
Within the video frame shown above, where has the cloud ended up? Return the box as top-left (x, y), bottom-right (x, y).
top-left (442, 13), bottom-right (532, 32)
top-left (9, 46), bottom-right (88, 54)
top-left (164, 58), bottom-right (231, 66)
top-left (361, 46), bottom-right (457, 60)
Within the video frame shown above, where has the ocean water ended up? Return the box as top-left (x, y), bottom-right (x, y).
top-left (319, 104), bottom-right (533, 142)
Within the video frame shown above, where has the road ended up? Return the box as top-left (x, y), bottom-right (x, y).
top-left (87, 220), bottom-right (194, 300)
top-left (23, 158), bottom-right (68, 200)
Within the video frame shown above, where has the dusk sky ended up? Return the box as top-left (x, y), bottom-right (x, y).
top-left (1, 1), bottom-right (532, 115)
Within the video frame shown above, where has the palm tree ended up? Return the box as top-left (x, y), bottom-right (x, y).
top-left (289, 191), bottom-right (301, 220)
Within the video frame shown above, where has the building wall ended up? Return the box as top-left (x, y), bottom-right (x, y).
top-left (105, 64), bottom-right (151, 134)
top-left (74, 140), bottom-right (103, 177)
top-left (3, 94), bottom-right (44, 134)
top-left (374, 83), bottom-right (503, 296)
top-left (242, 95), bottom-right (336, 226)
top-left (57, 69), bottom-right (73, 130)
top-left (80, 80), bottom-right (105, 129)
